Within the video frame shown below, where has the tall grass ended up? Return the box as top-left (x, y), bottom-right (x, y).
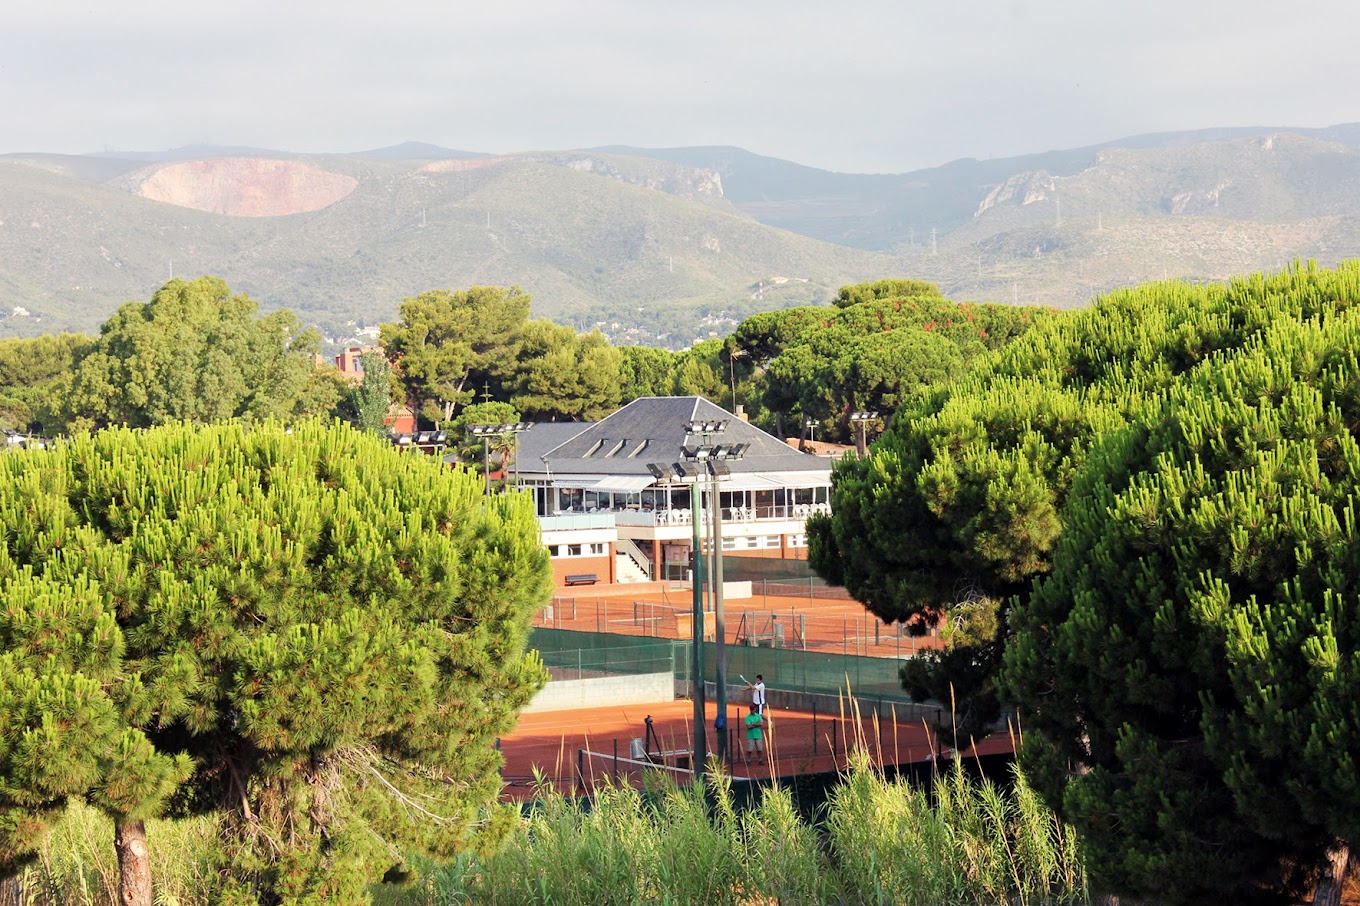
top-left (446, 766), bottom-right (833, 905)
top-left (20, 753), bottom-right (1089, 906)
top-left (825, 749), bottom-right (1087, 906)
top-left (13, 800), bottom-right (216, 906)
top-left (400, 750), bottom-right (1087, 906)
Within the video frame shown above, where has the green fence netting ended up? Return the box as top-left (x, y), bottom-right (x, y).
top-left (529, 628), bottom-right (913, 703)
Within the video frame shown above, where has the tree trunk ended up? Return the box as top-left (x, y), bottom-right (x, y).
top-left (1311, 841), bottom-right (1350, 906)
top-left (114, 817), bottom-right (153, 906)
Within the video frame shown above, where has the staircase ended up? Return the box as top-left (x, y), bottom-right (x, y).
top-left (615, 540), bottom-right (653, 583)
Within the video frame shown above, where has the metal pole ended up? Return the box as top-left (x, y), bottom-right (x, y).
top-left (690, 480), bottom-right (706, 779)
top-left (482, 436), bottom-right (491, 496)
top-left (812, 703), bottom-right (818, 757)
top-left (710, 468), bottom-right (728, 766)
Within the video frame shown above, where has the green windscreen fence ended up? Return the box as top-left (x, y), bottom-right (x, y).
top-left (529, 628), bottom-right (911, 703)
top-left (530, 629), bottom-right (682, 680)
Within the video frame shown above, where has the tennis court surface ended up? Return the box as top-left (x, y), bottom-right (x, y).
top-left (499, 697), bottom-right (1014, 801)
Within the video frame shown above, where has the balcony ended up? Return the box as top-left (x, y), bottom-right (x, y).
top-left (538, 512), bottom-right (617, 531)
top-left (613, 503), bottom-right (830, 527)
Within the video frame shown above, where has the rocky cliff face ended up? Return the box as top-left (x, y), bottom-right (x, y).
top-left (134, 159), bottom-right (358, 216)
top-left (974, 171), bottom-right (1057, 218)
top-left (423, 151), bottom-right (725, 200)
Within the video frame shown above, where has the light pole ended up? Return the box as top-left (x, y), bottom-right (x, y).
top-left (680, 419), bottom-right (747, 767)
top-left (467, 423), bottom-right (531, 495)
top-left (648, 460), bottom-right (706, 780)
top-left (850, 410), bottom-right (879, 457)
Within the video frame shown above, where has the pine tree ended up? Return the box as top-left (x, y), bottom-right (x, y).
top-left (811, 260), bottom-right (1360, 740)
top-left (0, 419), bottom-right (551, 904)
top-left (1001, 290), bottom-right (1360, 901)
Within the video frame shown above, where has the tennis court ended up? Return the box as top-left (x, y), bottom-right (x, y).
top-left (499, 696), bottom-right (1013, 801)
top-left (536, 581), bottom-right (946, 660)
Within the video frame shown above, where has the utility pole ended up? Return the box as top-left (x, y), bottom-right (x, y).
top-left (930, 227), bottom-right (938, 256)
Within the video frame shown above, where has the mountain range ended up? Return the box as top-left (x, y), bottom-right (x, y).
top-left (3, 124), bottom-right (1360, 348)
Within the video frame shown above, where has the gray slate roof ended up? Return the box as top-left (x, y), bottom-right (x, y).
top-left (515, 421), bottom-right (593, 465)
top-left (526, 396), bottom-right (828, 477)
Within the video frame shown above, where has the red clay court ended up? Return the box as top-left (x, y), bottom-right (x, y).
top-left (533, 581), bottom-right (946, 659)
top-left (498, 579), bottom-right (1001, 800)
top-left (500, 697), bottom-right (1014, 800)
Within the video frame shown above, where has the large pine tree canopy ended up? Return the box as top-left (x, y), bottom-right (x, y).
top-left (1001, 299), bottom-right (1360, 902)
top-left (811, 260), bottom-right (1360, 901)
top-left (0, 419), bottom-right (551, 901)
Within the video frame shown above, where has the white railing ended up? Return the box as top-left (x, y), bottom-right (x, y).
top-left (538, 513), bottom-right (617, 531)
top-left (611, 504), bottom-right (830, 527)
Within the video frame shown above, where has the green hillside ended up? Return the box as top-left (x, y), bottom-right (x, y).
top-left (0, 152), bottom-right (895, 345)
top-left (5, 127), bottom-right (1360, 344)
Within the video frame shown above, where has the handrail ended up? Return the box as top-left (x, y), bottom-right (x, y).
top-left (615, 537), bottom-right (654, 579)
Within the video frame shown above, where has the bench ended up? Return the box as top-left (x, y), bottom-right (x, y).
top-left (564, 573), bottom-right (599, 586)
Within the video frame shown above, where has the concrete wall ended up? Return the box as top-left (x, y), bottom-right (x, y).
top-left (523, 671), bottom-right (675, 713)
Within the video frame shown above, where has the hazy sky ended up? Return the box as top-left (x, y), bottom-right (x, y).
top-left (3, 0), bottom-right (1358, 173)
